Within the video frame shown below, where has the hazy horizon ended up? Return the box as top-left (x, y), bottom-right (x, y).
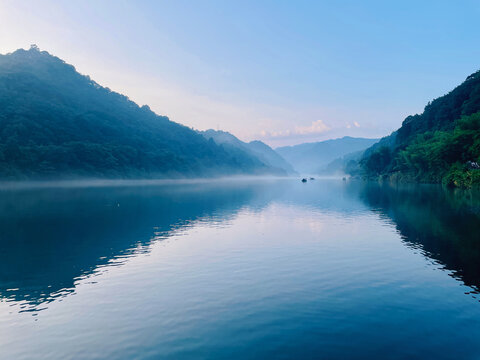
top-left (2, 3), bottom-right (480, 357)
top-left (1, 0), bottom-right (479, 146)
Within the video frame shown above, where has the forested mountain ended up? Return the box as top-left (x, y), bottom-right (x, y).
top-left (0, 46), bottom-right (280, 179)
top-left (247, 140), bottom-right (296, 175)
top-left (320, 150), bottom-right (365, 176)
top-left (360, 70), bottom-right (480, 187)
top-left (200, 130), bottom-right (296, 175)
top-left (276, 136), bottom-right (379, 174)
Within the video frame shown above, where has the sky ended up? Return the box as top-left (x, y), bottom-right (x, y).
top-left (1, 0), bottom-right (480, 147)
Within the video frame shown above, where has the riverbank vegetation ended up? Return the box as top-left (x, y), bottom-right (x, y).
top-left (360, 69), bottom-right (480, 188)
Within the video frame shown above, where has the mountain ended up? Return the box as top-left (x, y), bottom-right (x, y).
top-left (200, 129), bottom-right (296, 175)
top-left (360, 69), bottom-right (480, 188)
top-left (0, 46), bottom-right (280, 179)
top-left (276, 136), bottom-right (379, 174)
top-left (321, 149), bottom-right (365, 176)
top-left (247, 140), bottom-right (296, 175)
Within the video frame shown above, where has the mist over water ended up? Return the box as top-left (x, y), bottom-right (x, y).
top-left (1, 178), bottom-right (480, 359)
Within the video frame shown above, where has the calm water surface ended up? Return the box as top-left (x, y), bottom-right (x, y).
top-left (1, 179), bottom-right (480, 359)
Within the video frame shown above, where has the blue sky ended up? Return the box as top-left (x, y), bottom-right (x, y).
top-left (1, 0), bottom-right (480, 146)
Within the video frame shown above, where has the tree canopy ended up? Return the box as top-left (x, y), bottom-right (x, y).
top-left (359, 70), bottom-right (480, 188)
top-left (0, 47), bottom-right (279, 179)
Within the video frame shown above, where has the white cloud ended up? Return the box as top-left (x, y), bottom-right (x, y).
top-left (294, 119), bottom-right (330, 135)
top-left (260, 119), bottom-right (330, 140)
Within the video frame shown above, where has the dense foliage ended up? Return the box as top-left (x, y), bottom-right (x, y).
top-left (394, 112), bottom-right (480, 187)
top-left (0, 46), bottom-right (275, 179)
top-left (361, 69), bottom-right (480, 188)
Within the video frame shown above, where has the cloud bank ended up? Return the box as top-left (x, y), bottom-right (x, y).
top-left (259, 119), bottom-right (331, 142)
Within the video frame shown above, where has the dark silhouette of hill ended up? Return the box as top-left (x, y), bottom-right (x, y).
top-left (0, 46), bottom-right (279, 179)
top-left (200, 129), bottom-right (296, 175)
top-left (360, 70), bottom-right (480, 187)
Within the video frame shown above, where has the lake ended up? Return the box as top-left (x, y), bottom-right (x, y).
top-left (1, 178), bottom-right (480, 359)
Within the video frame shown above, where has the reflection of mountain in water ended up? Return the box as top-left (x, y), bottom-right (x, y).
top-left (0, 179), bottom-right (373, 312)
top-left (0, 181), bottom-right (280, 311)
top-left (359, 183), bottom-right (480, 294)
top-left (3, 178), bottom-right (479, 313)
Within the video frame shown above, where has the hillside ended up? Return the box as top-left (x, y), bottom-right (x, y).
top-left (360, 69), bottom-right (480, 187)
top-left (320, 149), bottom-right (365, 176)
top-left (276, 136), bottom-right (379, 174)
top-left (0, 46), bottom-right (279, 179)
top-left (247, 140), bottom-right (296, 175)
top-left (200, 130), bottom-right (296, 175)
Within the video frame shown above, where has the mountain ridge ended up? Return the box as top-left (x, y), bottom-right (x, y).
top-left (0, 46), bottom-right (283, 179)
top-left (276, 136), bottom-right (379, 174)
top-left (200, 129), bottom-right (296, 175)
top-left (359, 69), bottom-right (480, 187)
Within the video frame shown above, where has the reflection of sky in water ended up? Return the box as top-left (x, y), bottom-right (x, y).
top-left (1, 179), bottom-right (480, 359)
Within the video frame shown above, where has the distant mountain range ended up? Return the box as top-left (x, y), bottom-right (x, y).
top-left (0, 46), bottom-right (288, 179)
top-left (276, 137), bottom-right (379, 174)
top-left (0, 46), bottom-right (420, 180)
top-left (200, 130), bottom-right (296, 175)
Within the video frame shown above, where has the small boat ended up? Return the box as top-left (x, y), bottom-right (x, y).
top-left (309, 177), bottom-right (315, 180)
top-left (301, 178), bottom-right (307, 183)
top-left (342, 177), bottom-right (347, 181)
